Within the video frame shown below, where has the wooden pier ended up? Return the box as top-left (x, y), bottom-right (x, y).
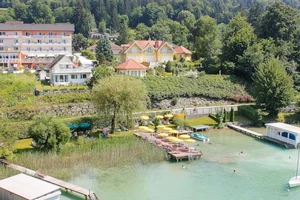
top-left (134, 132), bottom-right (202, 162)
top-left (226, 123), bottom-right (264, 139)
top-left (0, 159), bottom-right (99, 200)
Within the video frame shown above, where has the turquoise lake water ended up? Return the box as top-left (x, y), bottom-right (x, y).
top-left (61, 128), bottom-right (300, 200)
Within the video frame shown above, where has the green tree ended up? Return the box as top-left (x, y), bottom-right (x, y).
top-left (221, 13), bottom-right (256, 73)
top-left (98, 20), bottom-right (106, 33)
top-left (215, 110), bottom-right (224, 128)
top-left (72, 34), bottom-right (88, 52)
top-left (13, 0), bottom-right (27, 22)
top-left (173, 117), bottom-right (185, 129)
top-left (194, 15), bottom-right (221, 70)
top-left (135, 23), bottom-right (150, 40)
top-left (81, 50), bottom-right (96, 60)
top-left (96, 36), bottom-right (113, 63)
top-left (0, 8), bottom-right (15, 23)
top-left (26, 0), bottom-right (54, 23)
top-left (0, 121), bottom-right (18, 158)
top-left (260, 2), bottom-right (300, 43)
top-left (73, 0), bottom-right (95, 37)
top-left (92, 76), bottom-right (147, 133)
top-left (177, 10), bottom-right (196, 32)
top-left (54, 7), bottom-right (73, 23)
top-left (118, 15), bottom-right (129, 44)
top-left (247, 3), bottom-right (264, 35)
top-left (92, 66), bottom-right (115, 84)
top-left (229, 107), bottom-right (235, 122)
top-left (253, 57), bottom-right (294, 116)
top-left (28, 116), bottom-right (70, 152)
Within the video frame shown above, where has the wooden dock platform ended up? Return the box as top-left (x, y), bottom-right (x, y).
top-left (227, 123), bottom-right (264, 139)
top-left (134, 132), bottom-right (202, 162)
top-left (0, 159), bottom-right (99, 200)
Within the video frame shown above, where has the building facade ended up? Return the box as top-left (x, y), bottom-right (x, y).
top-left (115, 59), bottom-right (147, 77)
top-left (48, 55), bottom-right (92, 86)
top-left (120, 40), bottom-right (192, 63)
top-left (0, 21), bottom-right (74, 68)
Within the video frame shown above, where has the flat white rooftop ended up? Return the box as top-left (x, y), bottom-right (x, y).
top-left (266, 123), bottom-right (300, 135)
top-left (0, 173), bottom-right (60, 199)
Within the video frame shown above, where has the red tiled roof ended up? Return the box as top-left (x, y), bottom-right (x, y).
top-left (87, 44), bottom-right (96, 51)
top-left (115, 59), bottom-right (147, 70)
top-left (174, 46), bottom-right (192, 54)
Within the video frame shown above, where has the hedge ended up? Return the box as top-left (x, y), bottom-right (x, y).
top-left (238, 105), bottom-right (263, 126)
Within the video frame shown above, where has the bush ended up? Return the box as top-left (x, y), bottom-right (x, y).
top-left (238, 105), bottom-right (263, 126)
top-left (229, 107), bottom-right (235, 122)
top-left (173, 117), bottom-right (185, 128)
top-left (171, 97), bottom-right (178, 106)
top-left (37, 93), bottom-right (92, 104)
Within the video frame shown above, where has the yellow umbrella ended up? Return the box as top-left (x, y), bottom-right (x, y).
top-left (140, 115), bottom-right (149, 120)
top-left (179, 135), bottom-right (190, 139)
top-left (176, 138), bottom-right (184, 142)
top-left (157, 125), bottom-right (165, 129)
top-left (185, 139), bottom-right (196, 143)
top-left (169, 130), bottom-right (179, 134)
top-left (145, 128), bottom-right (154, 133)
top-left (158, 133), bottom-right (168, 137)
top-left (138, 126), bottom-right (147, 130)
top-left (155, 115), bottom-right (164, 119)
top-left (167, 136), bottom-right (177, 141)
top-left (165, 114), bottom-right (173, 118)
top-left (163, 127), bottom-right (173, 131)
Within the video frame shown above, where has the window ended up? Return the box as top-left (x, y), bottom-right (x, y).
top-left (62, 32), bottom-right (66, 36)
top-left (14, 40), bottom-right (18, 44)
top-left (282, 132), bottom-right (288, 138)
top-left (14, 47), bottom-right (18, 51)
top-left (26, 47), bottom-right (30, 51)
top-left (13, 32), bottom-right (17, 35)
top-left (63, 47), bottom-right (66, 51)
top-left (289, 133), bottom-right (296, 140)
top-left (132, 47), bottom-right (137, 53)
top-left (63, 40), bottom-right (66, 44)
top-left (49, 40), bottom-right (53, 43)
top-left (130, 71), bottom-right (137, 76)
top-left (147, 47), bottom-right (152, 53)
top-left (37, 32), bottom-right (41, 36)
top-left (37, 40), bottom-right (41, 44)
top-left (50, 47), bottom-right (53, 51)
top-left (0, 47), bottom-right (3, 51)
top-left (0, 40), bottom-right (3, 43)
top-left (39, 47), bottom-right (42, 51)
top-left (71, 75), bottom-right (77, 79)
top-left (25, 32), bottom-right (30, 36)
top-left (27, 40), bottom-right (30, 44)
top-left (49, 32), bottom-right (53, 36)
top-left (80, 74), bottom-right (87, 79)
top-left (0, 32), bottom-right (6, 35)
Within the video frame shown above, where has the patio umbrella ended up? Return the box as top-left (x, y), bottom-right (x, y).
top-left (158, 133), bottom-right (168, 137)
top-left (179, 135), bottom-right (190, 139)
top-left (165, 114), bottom-right (173, 118)
top-left (68, 124), bottom-right (79, 130)
top-left (144, 128), bottom-right (154, 133)
top-left (138, 126), bottom-right (148, 130)
top-left (167, 136), bottom-right (177, 142)
top-left (163, 127), bottom-right (173, 131)
top-left (155, 115), bottom-right (164, 119)
top-left (140, 115), bottom-right (149, 120)
top-left (185, 139), bottom-right (196, 143)
top-left (156, 125), bottom-right (165, 129)
top-left (79, 123), bottom-right (91, 130)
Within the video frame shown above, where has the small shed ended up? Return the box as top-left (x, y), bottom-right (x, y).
top-left (266, 122), bottom-right (300, 148)
top-left (0, 173), bottom-right (61, 200)
top-left (190, 125), bottom-right (210, 132)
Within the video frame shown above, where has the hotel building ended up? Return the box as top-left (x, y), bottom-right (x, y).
top-left (0, 21), bottom-right (74, 68)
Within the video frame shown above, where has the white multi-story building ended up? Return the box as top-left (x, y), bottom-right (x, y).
top-left (0, 21), bottom-right (74, 68)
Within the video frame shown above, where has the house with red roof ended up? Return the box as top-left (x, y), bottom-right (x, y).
top-left (87, 42), bottom-right (123, 61)
top-left (115, 59), bottom-right (147, 77)
top-left (120, 40), bottom-right (192, 63)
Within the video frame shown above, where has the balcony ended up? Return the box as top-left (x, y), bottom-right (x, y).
top-left (52, 67), bottom-right (92, 74)
top-left (0, 59), bottom-right (19, 63)
top-left (0, 35), bottom-right (18, 38)
top-left (22, 35), bottom-right (71, 39)
top-left (22, 58), bottom-right (54, 63)
top-left (22, 43), bottom-right (69, 46)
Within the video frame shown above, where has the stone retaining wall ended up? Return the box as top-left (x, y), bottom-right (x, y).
top-left (36, 89), bottom-right (91, 96)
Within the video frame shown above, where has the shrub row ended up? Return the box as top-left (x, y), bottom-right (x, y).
top-left (37, 93), bottom-right (92, 104)
top-left (238, 105), bottom-right (263, 126)
top-left (141, 75), bottom-right (252, 102)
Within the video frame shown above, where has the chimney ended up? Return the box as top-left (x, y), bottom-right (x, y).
top-left (155, 41), bottom-right (159, 48)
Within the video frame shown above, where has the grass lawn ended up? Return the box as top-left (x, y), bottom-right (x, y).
top-left (185, 116), bottom-right (217, 126)
top-left (35, 80), bottom-right (88, 91)
top-left (15, 138), bottom-right (33, 151)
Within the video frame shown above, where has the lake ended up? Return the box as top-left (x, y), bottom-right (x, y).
top-left (62, 128), bottom-right (300, 200)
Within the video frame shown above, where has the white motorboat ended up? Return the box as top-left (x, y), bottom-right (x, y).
top-left (289, 176), bottom-right (300, 187)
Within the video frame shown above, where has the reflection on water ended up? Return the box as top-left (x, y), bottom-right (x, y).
top-left (61, 128), bottom-right (300, 200)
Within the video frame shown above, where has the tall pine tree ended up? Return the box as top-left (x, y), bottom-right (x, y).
top-left (96, 36), bottom-right (113, 63)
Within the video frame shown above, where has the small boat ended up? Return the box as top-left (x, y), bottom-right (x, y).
top-left (190, 133), bottom-right (210, 142)
top-left (289, 146), bottom-right (300, 188)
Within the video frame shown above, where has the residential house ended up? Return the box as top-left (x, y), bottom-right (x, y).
top-left (47, 55), bottom-right (92, 86)
top-left (115, 59), bottom-right (147, 77)
top-left (120, 40), bottom-right (192, 63)
top-left (0, 21), bottom-right (74, 68)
